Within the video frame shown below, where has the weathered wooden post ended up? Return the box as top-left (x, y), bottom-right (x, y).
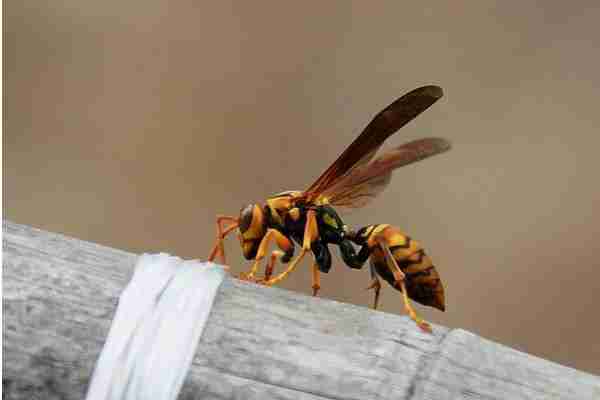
top-left (3, 220), bottom-right (599, 399)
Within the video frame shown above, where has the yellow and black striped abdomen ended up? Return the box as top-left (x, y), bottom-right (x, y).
top-left (370, 226), bottom-right (445, 311)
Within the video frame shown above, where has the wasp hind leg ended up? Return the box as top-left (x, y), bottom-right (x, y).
top-left (208, 215), bottom-right (239, 265)
top-left (377, 238), bottom-right (432, 333)
top-left (365, 263), bottom-right (382, 310)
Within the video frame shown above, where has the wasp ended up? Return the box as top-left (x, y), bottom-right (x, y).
top-left (208, 85), bottom-right (450, 332)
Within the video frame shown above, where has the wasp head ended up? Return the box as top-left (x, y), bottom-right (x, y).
top-left (238, 204), bottom-right (267, 259)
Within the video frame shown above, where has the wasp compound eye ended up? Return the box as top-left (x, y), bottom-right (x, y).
top-left (239, 205), bottom-right (255, 233)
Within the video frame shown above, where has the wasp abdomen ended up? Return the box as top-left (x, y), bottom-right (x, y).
top-left (366, 226), bottom-right (445, 311)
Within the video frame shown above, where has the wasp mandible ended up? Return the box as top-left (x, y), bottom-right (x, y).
top-left (207, 85), bottom-right (450, 331)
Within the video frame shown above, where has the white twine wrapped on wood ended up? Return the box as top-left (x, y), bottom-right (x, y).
top-left (85, 254), bottom-right (226, 400)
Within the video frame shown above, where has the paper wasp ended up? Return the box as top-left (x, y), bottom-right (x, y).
top-left (208, 85), bottom-right (450, 331)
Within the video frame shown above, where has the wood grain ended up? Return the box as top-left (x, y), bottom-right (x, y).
top-left (3, 220), bottom-right (599, 399)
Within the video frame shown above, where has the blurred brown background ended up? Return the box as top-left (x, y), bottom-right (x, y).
top-left (4, 2), bottom-right (600, 374)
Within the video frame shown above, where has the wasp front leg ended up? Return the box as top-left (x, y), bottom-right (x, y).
top-left (208, 215), bottom-right (239, 265)
top-left (262, 209), bottom-right (319, 287)
top-left (263, 250), bottom-right (283, 282)
top-left (240, 228), bottom-right (294, 281)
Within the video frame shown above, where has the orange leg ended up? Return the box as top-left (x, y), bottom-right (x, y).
top-left (208, 215), bottom-right (238, 264)
top-left (264, 250), bottom-right (284, 282)
top-left (208, 219), bottom-right (238, 264)
top-left (377, 238), bottom-right (432, 333)
top-left (262, 209), bottom-right (318, 286)
top-left (241, 229), bottom-right (292, 281)
top-left (365, 264), bottom-right (382, 309)
top-left (261, 248), bottom-right (307, 286)
top-left (377, 237), bottom-right (406, 283)
top-left (312, 261), bottom-right (321, 296)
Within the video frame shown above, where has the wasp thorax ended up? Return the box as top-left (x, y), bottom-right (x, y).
top-left (288, 207), bottom-right (301, 221)
top-left (238, 204), bottom-right (267, 260)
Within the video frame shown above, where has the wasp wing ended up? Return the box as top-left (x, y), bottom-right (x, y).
top-left (302, 85), bottom-right (444, 203)
top-left (322, 137), bottom-right (451, 209)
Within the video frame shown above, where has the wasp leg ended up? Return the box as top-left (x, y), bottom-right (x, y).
top-left (365, 263), bottom-right (382, 309)
top-left (377, 238), bottom-right (432, 333)
top-left (208, 215), bottom-right (239, 264)
top-left (262, 209), bottom-right (318, 286)
top-left (241, 228), bottom-right (293, 281)
top-left (261, 248), bottom-right (307, 286)
top-left (311, 240), bottom-right (332, 273)
top-left (312, 261), bottom-right (321, 296)
top-left (264, 250), bottom-right (284, 282)
top-left (309, 240), bottom-right (332, 295)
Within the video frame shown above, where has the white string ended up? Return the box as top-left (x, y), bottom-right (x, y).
top-left (86, 253), bottom-right (226, 400)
